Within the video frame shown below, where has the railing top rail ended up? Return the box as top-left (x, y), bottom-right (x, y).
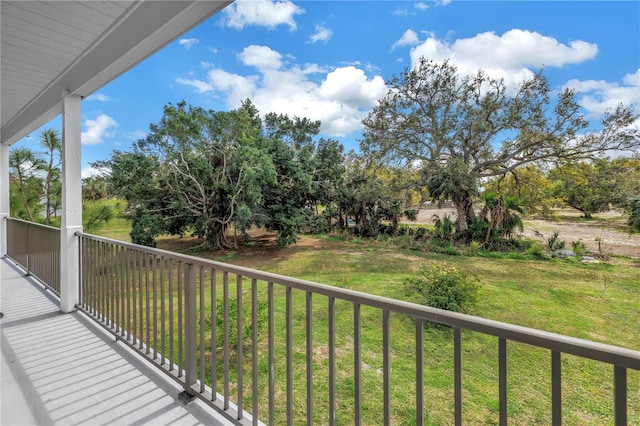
top-left (7, 216), bottom-right (61, 232)
top-left (77, 231), bottom-right (640, 370)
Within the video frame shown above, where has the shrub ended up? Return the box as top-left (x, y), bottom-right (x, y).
top-left (405, 262), bottom-right (480, 313)
top-left (526, 242), bottom-right (548, 259)
top-left (571, 239), bottom-right (588, 257)
top-left (425, 239), bottom-right (461, 256)
top-left (130, 211), bottom-right (164, 247)
top-left (628, 196), bottom-right (640, 232)
top-left (463, 240), bottom-right (482, 256)
top-left (432, 214), bottom-right (456, 240)
top-left (414, 226), bottom-right (429, 241)
top-left (546, 231), bottom-right (566, 251)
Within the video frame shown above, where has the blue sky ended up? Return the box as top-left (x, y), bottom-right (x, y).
top-left (15, 0), bottom-right (640, 177)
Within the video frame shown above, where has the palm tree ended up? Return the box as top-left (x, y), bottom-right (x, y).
top-left (9, 147), bottom-right (44, 221)
top-left (82, 175), bottom-right (109, 201)
top-left (39, 128), bottom-right (61, 225)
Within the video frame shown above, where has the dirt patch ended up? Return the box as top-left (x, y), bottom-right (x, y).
top-left (158, 232), bottom-right (336, 269)
top-left (412, 208), bottom-right (640, 258)
top-left (521, 219), bottom-right (640, 258)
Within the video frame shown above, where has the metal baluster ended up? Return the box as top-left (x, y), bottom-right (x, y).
top-left (551, 351), bottom-right (561, 425)
top-left (223, 271), bottom-right (230, 410)
top-left (145, 253), bottom-right (150, 354)
top-left (268, 282), bottom-right (275, 426)
top-left (383, 309), bottom-right (390, 426)
top-left (454, 328), bottom-right (462, 426)
top-left (168, 259), bottom-right (174, 369)
top-left (614, 366), bottom-right (627, 426)
top-left (286, 286), bottom-right (293, 426)
top-left (153, 254), bottom-right (158, 358)
top-left (329, 297), bottom-right (336, 426)
top-left (138, 251), bottom-right (144, 350)
top-left (200, 267), bottom-right (206, 393)
top-left (211, 269), bottom-right (217, 400)
top-left (132, 250), bottom-right (138, 346)
top-left (178, 261), bottom-right (183, 377)
top-left (125, 248), bottom-right (131, 342)
top-left (355, 303), bottom-right (362, 426)
top-left (252, 278), bottom-right (258, 425)
top-left (160, 256), bottom-right (165, 365)
top-left (237, 274), bottom-right (243, 419)
top-left (306, 291), bottom-right (313, 425)
top-left (499, 338), bottom-right (508, 426)
top-left (182, 263), bottom-right (196, 400)
top-left (416, 319), bottom-right (424, 426)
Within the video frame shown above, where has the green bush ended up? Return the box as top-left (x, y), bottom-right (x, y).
top-left (526, 242), bottom-right (548, 259)
top-left (571, 239), bottom-right (588, 256)
top-left (546, 231), bottom-right (566, 251)
top-left (425, 239), bottom-right (461, 256)
top-left (405, 262), bottom-right (480, 313)
top-left (130, 211), bottom-right (165, 247)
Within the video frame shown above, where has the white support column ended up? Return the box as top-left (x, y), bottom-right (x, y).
top-left (0, 143), bottom-right (9, 258)
top-left (60, 92), bottom-right (83, 312)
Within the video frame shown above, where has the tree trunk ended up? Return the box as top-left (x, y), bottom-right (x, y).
top-left (17, 173), bottom-right (34, 222)
top-left (391, 215), bottom-right (399, 236)
top-left (453, 190), bottom-right (475, 231)
top-left (205, 222), bottom-right (234, 251)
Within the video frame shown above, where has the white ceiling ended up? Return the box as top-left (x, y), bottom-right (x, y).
top-left (1, 0), bottom-right (232, 145)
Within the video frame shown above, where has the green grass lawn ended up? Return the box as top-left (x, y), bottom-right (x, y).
top-left (92, 219), bottom-right (640, 425)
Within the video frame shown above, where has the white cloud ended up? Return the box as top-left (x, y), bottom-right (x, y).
top-left (85, 92), bottom-right (109, 102)
top-left (238, 45), bottom-right (283, 70)
top-left (394, 0), bottom-right (449, 17)
top-left (309, 24), bottom-right (333, 43)
top-left (410, 29), bottom-right (598, 89)
top-left (222, 0), bottom-right (304, 30)
top-left (392, 8), bottom-right (413, 18)
top-left (81, 114), bottom-right (117, 145)
top-left (564, 69), bottom-right (640, 123)
top-left (392, 29), bottom-right (419, 50)
top-left (81, 166), bottom-right (100, 179)
top-left (176, 77), bottom-right (215, 94)
top-left (177, 46), bottom-right (386, 137)
top-left (179, 38), bottom-right (199, 49)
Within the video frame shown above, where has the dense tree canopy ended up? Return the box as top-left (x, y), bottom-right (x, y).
top-left (98, 101), bottom-right (348, 249)
top-left (361, 59), bottom-right (639, 230)
top-left (549, 157), bottom-right (640, 218)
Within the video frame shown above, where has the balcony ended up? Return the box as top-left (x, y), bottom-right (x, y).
top-left (1, 2), bottom-right (638, 424)
top-left (0, 256), bottom-right (233, 426)
top-left (2, 218), bottom-right (638, 425)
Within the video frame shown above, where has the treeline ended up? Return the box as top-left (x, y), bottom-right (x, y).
top-left (89, 98), bottom-right (638, 249)
top-left (91, 100), bottom-right (427, 249)
top-left (9, 60), bottom-right (640, 247)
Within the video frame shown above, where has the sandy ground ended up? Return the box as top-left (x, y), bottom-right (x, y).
top-left (414, 208), bottom-right (640, 258)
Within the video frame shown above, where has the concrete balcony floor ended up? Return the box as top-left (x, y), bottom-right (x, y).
top-left (0, 258), bottom-right (233, 426)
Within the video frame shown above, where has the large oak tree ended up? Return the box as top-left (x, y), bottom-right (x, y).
top-left (360, 59), bottom-right (639, 230)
